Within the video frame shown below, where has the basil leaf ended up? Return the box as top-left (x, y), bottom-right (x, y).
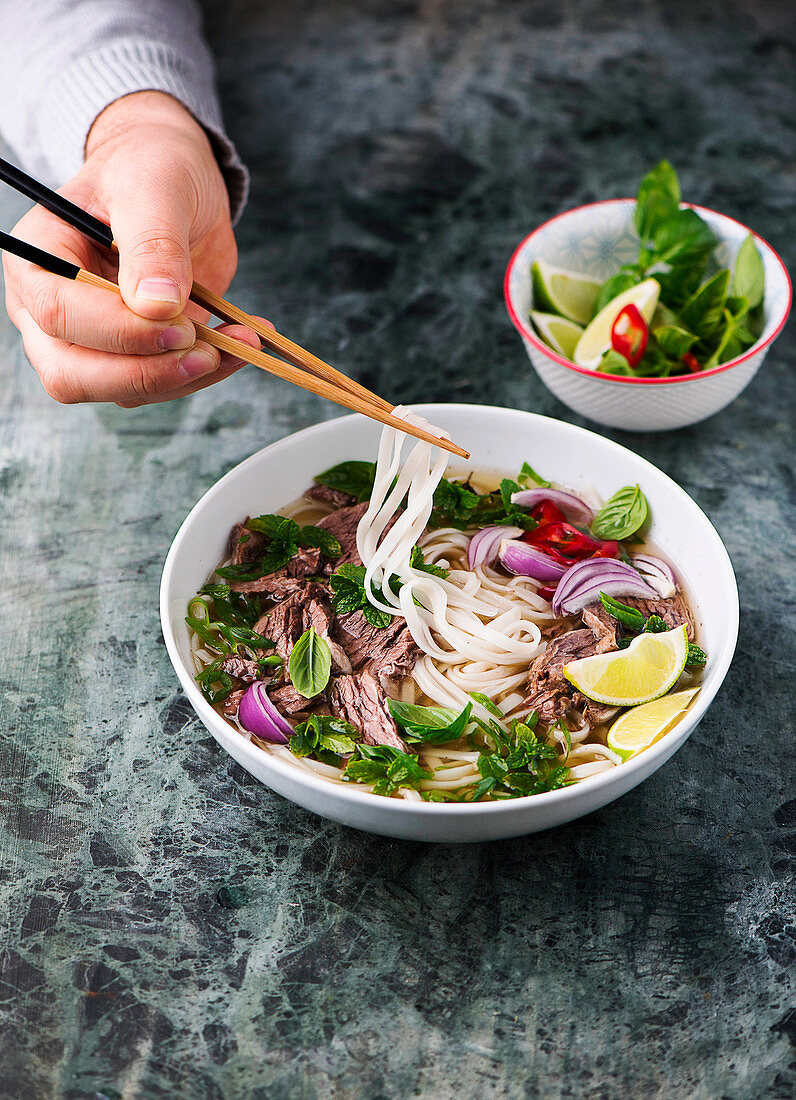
top-left (389, 701), bottom-right (472, 744)
top-left (703, 308), bottom-right (756, 369)
top-left (314, 460), bottom-right (376, 503)
top-left (731, 234), bottom-right (765, 311)
top-left (591, 485), bottom-right (649, 539)
top-left (635, 160), bottom-right (681, 242)
top-left (468, 691), bottom-right (506, 720)
top-left (652, 323), bottom-right (698, 359)
top-left (651, 208), bottom-right (715, 268)
top-left (517, 462), bottom-right (551, 489)
top-left (594, 271), bottom-right (640, 316)
top-left (288, 627), bottom-right (332, 698)
top-left (598, 349), bottom-right (636, 376)
top-left (599, 592), bottom-right (646, 631)
top-left (680, 269), bottom-right (731, 339)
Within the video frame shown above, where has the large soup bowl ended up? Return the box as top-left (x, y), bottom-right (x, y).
top-left (160, 404), bottom-right (738, 842)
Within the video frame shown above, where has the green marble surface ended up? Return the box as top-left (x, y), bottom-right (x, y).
top-left (1, 1), bottom-right (794, 1097)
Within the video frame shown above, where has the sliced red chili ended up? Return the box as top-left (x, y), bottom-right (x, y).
top-left (529, 500), bottom-right (566, 525)
top-left (611, 304), bottom-right (649, 368)
top-left (521, 521), bottom-right (617, 563)
top-left (682, 352), bottom-right (701, 373)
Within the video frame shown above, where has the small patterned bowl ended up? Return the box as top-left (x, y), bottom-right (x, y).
top-left (504, 200), bottom-right (791, 431)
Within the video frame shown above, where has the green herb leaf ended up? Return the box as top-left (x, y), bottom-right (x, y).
top-left (298, 526), bottom-right (341, 558)
top-left (314, 460), bottom-right (376, 503)
top-left (288, 627), bottom-right (332, 698)
top-left (686, 643), bottom-right (707, 668)
top-left (598, 593), bottom-right (646, 631)
top-left (591, 485), bottom-right (649, 539)
top-left (362, 604), bottom-right (393, 628)
top-left (517, 462), bottom-right (551, 489)
top-left (194, 657), bottom-right (236, 704)
top-left (680, 269), bottom-right (731, 339)
top-left (702, 307), bottom-right (756, 369)
top-left (389, 700), bottom-right (472, 744)
top-left (644, 614), bottom-right (668, 633)
top-left (330, 562), bottom-right (393, 628)
top-left (635, 161), bottom-right (681, 243)
top-left (342, 744), bottom-right (432, 796)
top-left (468, 691), bottom-right (506, 720)
top-left (594, 271), bottom-right (640, 316)
top-left (409, 544), bottom-right (449, 579)
top-left (731, 233), bottom-right (765, 311)
top-left (652, 322), bottom-right (698, 359)
top-left (432, 478), bottom-right (481, 526)
top-left (597, 349), bottom-right (637, 376)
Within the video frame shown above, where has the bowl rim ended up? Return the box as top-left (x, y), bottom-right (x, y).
top-left (160, 404), bottom-right (740, 819)
top-left (504, 197), bottom-right (792, 386)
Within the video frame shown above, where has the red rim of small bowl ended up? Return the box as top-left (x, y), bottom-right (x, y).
top-left (504, 198), bottom-right (792, 386)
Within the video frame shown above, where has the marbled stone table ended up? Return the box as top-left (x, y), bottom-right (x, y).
top-left (1, 2), bottom-right (793, 1097)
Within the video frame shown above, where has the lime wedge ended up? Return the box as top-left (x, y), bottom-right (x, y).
top-left (530, 310), bottom-right (584, 359)
top-left (607, 687), bottom-right (700, 761)
top-left (573, 278), bottom-right (661, 369)
top-left (531, 261), bottom-right (601, 325)
top-left (563, 625), bottom-right (688, 706)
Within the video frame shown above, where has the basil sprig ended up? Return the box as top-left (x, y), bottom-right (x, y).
top-left (388, 700), bottom-right (473, 744)
top-left (288, 627), bottom-right (332, 698)
top-left (591, 485), bottom-right (648, 540)
top-left (216, 515), bottom-right (340, 582)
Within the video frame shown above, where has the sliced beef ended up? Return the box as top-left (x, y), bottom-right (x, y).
top-left (269, 682), bottom-right (324, 716)
top-left (222, 688), bottom-right (245, 718)
top-left (577, 697), bottom-right (619, 726)
top-left (305, 483), bottom-right (358, 510)
top-left (221, 656), bottom-right (261, 683)
top-left (581, 602), bottom-right (618, 652)
top-left (316, 502), bottom-right (369, 566)
top-left (256, 582), bottom-right (351, 671)
top-left (228, 520), bottom-right (266, 566)
top-left (330, 671), bottom-right (408, 751)
top-left (334, 609), bottom-right (419, 685)
top-left (620, 593), bottom-right (695, 639)
top-left (522, 629), bottom-right (600, 723)
top-left (228, 546), bottom-right (323, 596)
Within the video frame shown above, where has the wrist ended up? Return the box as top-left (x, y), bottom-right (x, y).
top-left (86, 91), bottom-right (211, 160)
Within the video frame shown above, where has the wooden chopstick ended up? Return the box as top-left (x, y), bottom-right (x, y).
top-left (0, 156), bottom-right (400, 419)
top-left (0, 230), bottom-right (468, 458)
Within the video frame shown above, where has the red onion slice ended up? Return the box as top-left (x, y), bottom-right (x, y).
top-left (239, 681), bottom-right (292, 743)
top-left (467, 525), bottom-right (522, 570)
top-left (552, 558), bottom-right (657, 616)
top-left (510, 488), bottom-right (594, 525)
top-left (498, 539), bottom-right (567, 582)
top-left (631, 554), bottom-right (677, 598)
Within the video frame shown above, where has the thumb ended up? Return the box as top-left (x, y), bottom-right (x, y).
top-left (111, 183), bottom-right (195, 320)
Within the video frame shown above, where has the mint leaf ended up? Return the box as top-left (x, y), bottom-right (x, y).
top-left (342, 744), bottom-right (432, 795)
top-left (314, 460), bottom-right (376, 503)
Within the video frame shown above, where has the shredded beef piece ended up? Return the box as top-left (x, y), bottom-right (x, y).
top-left (256, 583), bottom-right (352, 671)
top-left (581, 603), bottom-right (618, 652)
top-left (620, 593), bottom-right (695, 639)
top-left (306, 483), bottom-right (358, 509)
top-left (269, 682), bottom-right (325, 716)
top-left (334, 609), bottom-right (419, 684)
top-left (330, 671), bottom-right (408, 751)
top-left (222, 688), bottom-right (245, 718)
top-left (228, 546), bottom-right (323, 596)
top-left (577, 697), bottom-right (619, 725)
top-left (522, 629), bottom-right (600, 722)
top-left (316, 502), bottom-right (369, 566)
top-left (221, 656), bottom-right (261, 683)
top-left (228, 519), bottom-right (266, 566)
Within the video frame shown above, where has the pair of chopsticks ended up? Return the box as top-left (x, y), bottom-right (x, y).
top-left (0, 156), bottom-right (468, 459)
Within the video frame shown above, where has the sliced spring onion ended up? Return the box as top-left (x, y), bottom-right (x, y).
top-left (552, 558), bottom-right (657, 616)
top-left (238, 682), bottom-right (292, 743)
top-left (467, 525), bottom-right (522, 570)
top-left (510, 488), bottom-right (594, 525)
top-left (498, 539), bottom-right (567, 582)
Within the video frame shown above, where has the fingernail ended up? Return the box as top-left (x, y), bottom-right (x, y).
top-left (136, 277), bottom-right (181, 303)
top-left (159, 323), bottom-right (195, 351)
top-left (178, 346), bottom-right (219, 380)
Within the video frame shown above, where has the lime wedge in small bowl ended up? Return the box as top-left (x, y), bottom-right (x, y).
top-left (607, 687), bottom-right (700, 761)
top-left (563, 625), bottom-right (688, 707)
top-left (530, 310), bottom-right (583, 359)
top-left (531, 260), bottom-right (601, 325)
top-left (573, 278), bottom-right (660, 370)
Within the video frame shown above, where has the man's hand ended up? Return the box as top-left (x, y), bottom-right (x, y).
top-left (3, 91), bottom-right (265, 406)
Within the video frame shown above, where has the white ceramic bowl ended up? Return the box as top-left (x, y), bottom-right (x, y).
top-left (160, 404), bottom-right (738, 842)
top-left (505, 200), bottom-right (791, 431)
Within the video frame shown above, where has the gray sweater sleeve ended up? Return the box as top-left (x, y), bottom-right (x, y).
top-left (0, 0), bottom-right (248, 220)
